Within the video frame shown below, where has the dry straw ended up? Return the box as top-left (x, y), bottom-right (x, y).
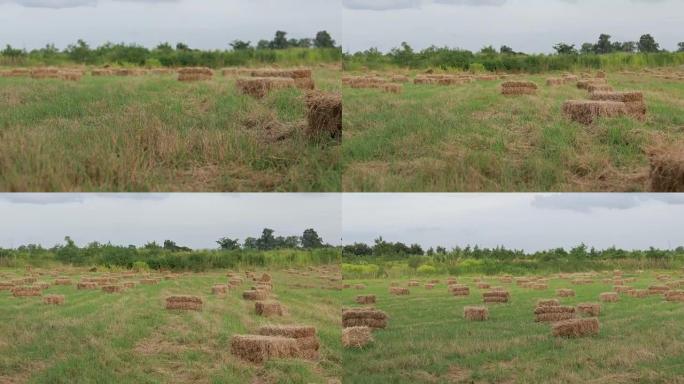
top-left (243, 289), bottom-right (268, 301)
top-left (342, 308), bottom-right (389, 329)
top-left (165, 295), bottom-right (203, 311)
top-left (257, 325), bottom-right (319, 359)
top-left (552, 317), bottom-right (600, 338)
top-left (305, 91), bottom-right (342, 141)
top-left (43, 294), bottom-right (65, 305)
top-left (236, 77), bottom-right (295, 99)
top-left (576, 303), bottom-right (601, 316)
top-left (254, 301), bottom-right (283, 317)
top-left (356, 295), bottom-right (376, 304)
top-left (230, 335), bottom-right (299, 363)
top-left (534, 305), bottom-right (576, 322)
top-left (599, 292), bottom-right (619, 302)
top-left (556, 288), bottom-right (575, 297)
top-left (648, 144), bottom-right (684, 192)
top-left (464, 306), bottom-right (489, 321)
top-left (562, 100), bottom-right (627, 125)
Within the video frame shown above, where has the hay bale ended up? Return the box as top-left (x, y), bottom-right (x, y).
top-left (562, 100), bottom-right (626, 125)
top-left (648, 145), bottom-right (684, 192)
top-left (577, 78), bottom-right (607, 89)
top-left (382, 83), bottom-right (402, 93)
top-left (546, 78), bottom-right (564, 86)
top-left (91, 69), bottom-right (112, 76)
top-left (101, 285), bottom-right (123, 293)
top-left (294, 77), bottom-right (316, 90)
top-left (451, 285), bottom-right (470, 296)
top-left (249, 68), bottom-right (312, 79)
top-left (342, 308), bottom-right (389, 329)
top-left (257, 325), bottom-right (319, 359)
top-left (43, 294), bottom-right (65, 305)
top-left (11, 286), bottom-right (42, 297)
top-left (664, 290), bottom-right (684, 302)
top-left (77, 281), bottom-right (98, 290)
top-left (627, 289), bottom-right (649, 298)
top-left (408, 280), bottom-right (420, 287)
top-left (165, 295), bottom-right (203, 311)
top-left (356, 295), bottom-right (376, 304)
top-left (212, 284), bottom-right (229, 295)
top-left (501, 80), bottom-right (538, 96)
top-left (576, 303), bottom-right (601, 316)
top-left (230, 335), bottom-right (299, 363)
top-left (537, 299), bottom-right (560, 307)
top-left (122, 282), bottom-right (137, 289)
top-left (477, 283), bottom-right (491, 289)
top-left (552, 317), bottom-right (600, 338)
top-left (599, 292), bottom-right (619, 302)
top-left (648, 285), bottom-right (670, 295)
top-left (614, 285), bottom-right (632, 293)
top-left (243, 289), bottom-right (268, 301)
top-left (482, 290), bottom-right (510, 303)
top-left (229, 277), bottom-right (244, 287)
top-left (139, 278), bottom-right (159, 285)
top-left (390, 75), bottom-right (409, 83)
top-left (389, 287), bottom-right (410, 295)
top-left (464, 306), bottom-right (489, 321)
top-left (557, 289), bottom-right (575, 297)
top-left (235, 77), bottom-right (295, 98)
top-left (30, 68), bottom-right (60, 79)
top-left (424, 283), bottom-right (435, 289)
top-left (342, 326), bottom-right (373, 348)
top-left (54, 278), bottom-right (72, 286)
top-left (304, 90), bottom-right (342, 141)
top-left (255, 301), bottom-right (283, 317)
top-left (534, 305), bottom-right (576, 322)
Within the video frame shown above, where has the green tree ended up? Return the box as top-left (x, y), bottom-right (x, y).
top-left (595, 34), bottom-right (613, 54)
top-left (580, 42), bottom-right (594, 54)
top-left (217, 237), bottom-right (240, 250)
top-left (678, 42), bottom-right (684, 52)
top-left (257, 228), bottom-right (276, 250)
top-left (302, 228), bottom-right (323, 249)
top-left (553, 42), bottom-right (577, 55)
top-left (256, 40), bottom-right (270, 50)
top-left (270, 31), bottom-right (289, 49)
top-left (479, 45), bottom-right (497, 55)
top-left (230, 40), bottom-right (251, 50)
top-left (314, 30), bottom-right (336, 48)
top-left (66, 39), bottom-right (91, 63)
top-left (500, 45), bottom-right (515, 54)
top-left (638, 34), bottom-right (660, 53)
top-left (1, 44), bottom-right (25, 58)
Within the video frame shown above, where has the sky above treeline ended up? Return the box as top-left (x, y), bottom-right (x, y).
top-left (342, 0), bottom-right (684, 53)
top-left (1, 194), bottom-right (683, 252)
top-left (0, 0), bottom-right (341, 50)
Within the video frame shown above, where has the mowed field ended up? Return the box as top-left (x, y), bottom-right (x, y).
top-left (340, 271), bottom-right (684, 384)
top-left (0, 67), bottom-right (340, 192)
top-left (0, 266), bottom-right (341, 384)
top-left (342, 68), bottom-right (684, 192)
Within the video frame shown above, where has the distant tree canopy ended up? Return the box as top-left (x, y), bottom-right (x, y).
top-left (344, 33), bottom-right (683, 73)
top-left (216, 228), bottom-right (329, 251)
top-left (0, 30), bottom-right (340, 67)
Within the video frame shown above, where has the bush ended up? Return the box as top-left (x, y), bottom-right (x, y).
top-left (132, 261), bottom-right (150, 272)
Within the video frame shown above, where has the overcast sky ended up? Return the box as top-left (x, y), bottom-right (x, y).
top-left (343, 194), bottom-right (684, 252)
top-left (0, 0), bottom-right (341, 50)
top-left (342, 0), bottom-right (684, 53)
top-left (0, 194), bottom-right (342, 249)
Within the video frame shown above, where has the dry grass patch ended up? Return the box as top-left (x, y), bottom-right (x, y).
top-left (648, 143), bottom-right (684, 192)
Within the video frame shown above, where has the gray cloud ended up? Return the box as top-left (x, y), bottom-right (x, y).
top-left (343, 0), bottom-right (422, 10)
top-left (531, 194), bottom-right (684, 212)
top-left (0, 0), bottom-right (178, 7)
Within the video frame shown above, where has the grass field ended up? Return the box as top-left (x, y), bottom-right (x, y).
top-left (340, 271), bottom-right (684, 384)
top-left (0, 67), bottom-right (340, 192)
top-left (0, 266), bottom-right (341, 384)
top-left (342, 69), bottom-right (684, 192)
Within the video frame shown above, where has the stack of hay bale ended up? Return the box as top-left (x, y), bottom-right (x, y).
top-left (30, 68), bottom-right (60, 79)
top-left (576, 303), bottom-right (601, 316)
top-left (552, 317), bottom-right (600, 338)
top-left (534, 305), bottom-right (575, 322)
top-left (464, 306), bottom-right (489, 321)
top-left (389, 286), bottom-right (409, 295)
top-left (589, 91), bottom-right (646, 119)
top-left (257, 325), bottom-right (320, 359)
top-left (562, 100), bottom-right (627, 125)
top-left (250, 68), bottom-right (314, 90)
top-left (236, 77), bottom-right (295, 98)
top-left (501, 81), bottom-right (538, 96)
top-left (450, 284), bottom-right (470, 297)
top-left (11, 286), bottom-right (42, 297)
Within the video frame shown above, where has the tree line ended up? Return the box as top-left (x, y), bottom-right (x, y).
top-left (344, 33), bottom-right (684, 72)
top-left (343, 238), bottom-right (684, 262)
top-left (0, 30), bottom-right (340, 67)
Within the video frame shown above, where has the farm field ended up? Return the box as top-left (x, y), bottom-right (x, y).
top-left (340, 270), bottom-right (684, 384)
top-left (0, 265), bottom-right (342, 384)
top-left (0, 66), bottom-right (341, 192)
top-left (342, 68), bottom-right (684, 192)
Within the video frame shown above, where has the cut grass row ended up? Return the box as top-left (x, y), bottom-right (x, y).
top-left (339, 271), bottom-right (684, 383)
top-left (342, 72), bottom-right (684, 192)
top-left (0, 268), bottom-right (341, 384)
top-left (0, 68), bottom-right (341, 192)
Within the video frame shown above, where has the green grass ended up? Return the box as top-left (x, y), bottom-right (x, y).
top-left (0, 68), bottom-right (341, 192)
top-left (342, 70), bottom-right (684, 191)
top-left (0, 266), bottom-right (341, 383)
top-left (340, 271), bottom-right (684, 383)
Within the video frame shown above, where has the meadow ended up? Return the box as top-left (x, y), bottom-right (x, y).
top-left (0, 66), bottom-right (341, 192)
top-left (0, 265), bottom-right (341, 384)
top-left (342, 68), bottom-right (684, 192)
top-left (340, 270), bottom-right (684, 384)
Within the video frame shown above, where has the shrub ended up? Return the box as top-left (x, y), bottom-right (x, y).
top-left (417, 265), bottom-right (437, 275)
top-left (132, 261), bottom-right (150, 272)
